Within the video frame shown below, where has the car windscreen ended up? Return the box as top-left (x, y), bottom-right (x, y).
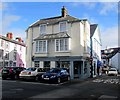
top-left (26, 68), bottom-right (36, 71)
top-left (109, 69), bottom-right (117, 71)
top-left (49, 69), bottom-right (61, 73)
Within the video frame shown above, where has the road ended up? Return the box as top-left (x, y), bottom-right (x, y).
top-left (1, 75), bottom-right (120, 100)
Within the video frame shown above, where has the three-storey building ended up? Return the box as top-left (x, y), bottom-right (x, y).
top-left (26, 7), bottom-right (101, 79)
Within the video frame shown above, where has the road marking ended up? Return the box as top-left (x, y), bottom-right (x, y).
top-left (93, 78), bottom-right (120, 84)
top-left (99, 95), bottom-right (118, 99)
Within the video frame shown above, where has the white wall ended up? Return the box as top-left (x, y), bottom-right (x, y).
top-left (111, 53), bottom-right (119, 71)
top-left (92, 26), bottom-right (102, 61)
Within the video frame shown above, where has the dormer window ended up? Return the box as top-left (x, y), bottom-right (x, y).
top-left (40, 24), bottom-right (47, 34)
top-left (59, 21), bottom-right (67, 32)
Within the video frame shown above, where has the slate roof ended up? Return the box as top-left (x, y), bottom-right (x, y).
top-left (0, 35), bottom-right (26, 47)
top-left (29, 15), bottom-right (80, 27)
top-left (101, 47), bottom-right (120, 59)
top-left (34, 32), bottom-right (70, 40)
top-left (90, 24), bottom-right (98, 38)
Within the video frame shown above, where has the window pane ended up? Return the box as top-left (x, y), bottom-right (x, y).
top-left (34, 61), bottom-right (39, 67)
top-left (64, 39), bottom-right (68, 51)
top-left (36, 41), bottom-right (39, 52)
top-left (43, 41), bottom-right (46, 52)
top-left (60, 39), bottom-right (64, 51)
top-left (56, 40), bottom-right (59, 51)
top-left (40, 25), bottom-right (46, 34)
top-left (39, 41), bottom-right (42, 52)
top-left (60, 22), bottom-right (66, 32)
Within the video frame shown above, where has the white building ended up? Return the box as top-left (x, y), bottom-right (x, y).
top-left (26, 7), bottom-right (101, 79)
top-left (90, 24), bottom-right (102, 76)
top-left (0, 33), bottom-right (26, 68)
top-left (101, 47), bottom-right (120, 73)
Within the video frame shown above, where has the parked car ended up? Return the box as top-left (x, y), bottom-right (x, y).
top-left (19, 67), bottom-right (48, 80)
top-left (41, 68), bottom-right (70, 83)
top-left (2, 67), bottom-right (25, 80)
top-left (0, 67), bottom-right (3, 77)
top-left (108, 68), bottom-right (118, 76)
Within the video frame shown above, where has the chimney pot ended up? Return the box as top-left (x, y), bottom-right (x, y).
top-left (16, 37), bottom-right (22, 42)
top-left (61, 6), bottom-right (68, 17)
top-left (6, 32), bottom-right (13, 39)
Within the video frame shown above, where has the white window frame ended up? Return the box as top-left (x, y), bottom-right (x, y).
top-left (35, 40), bottom-right (47, 53)
top-left (55, 38), bottom-right (69, 52)
top-left (59, 21), bottom-right (67, 32)
top-left (39, 24), bottom-right (47, 34)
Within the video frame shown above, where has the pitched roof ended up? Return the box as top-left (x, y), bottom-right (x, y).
top-left (29, 15), bottom-right (80, 27)
top-left (0, 35), bottom-right (26, 47)
top-left (90, 24), bottom-right (98, 38)
top-left (34, 32), bottom-right (70, 40)
top-left (101, 47), bottom-right (120, 59)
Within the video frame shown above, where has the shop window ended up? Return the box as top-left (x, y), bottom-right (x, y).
top-left (34, 61), bottom-right (39, 67)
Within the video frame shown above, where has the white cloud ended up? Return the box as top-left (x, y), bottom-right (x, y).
top-left (101, 26), bottom-right (118, 49)
top-left (82, 13), bottom-right (98, 24)
top-left (99, 2), bottom-right (118, 15)
top-left (71, 2), bottom-right (96, 9)
top-left (2, 14), bottom-right (21, 33)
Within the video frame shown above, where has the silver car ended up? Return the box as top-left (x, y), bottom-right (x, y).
top-left (19, 67), bottom-right (46, 80)
top-left (108, 68), bottom-right (118, 76)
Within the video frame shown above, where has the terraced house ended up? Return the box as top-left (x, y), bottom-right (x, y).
top-left (26, 7), bottom-right (101, 79)
top-left (0, 33), bottom-right (26, 68)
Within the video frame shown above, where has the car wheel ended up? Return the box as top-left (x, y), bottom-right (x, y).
top-left (35, 76), bottom-right (39, 81)
top-left (2, 77), bottom-right (6, 80)
top-left (67, 76), bottom-right (70, 81)
top-left (57, 77), bottom-right (61, 84)
top-left (15, 75), bottom-right (18, 79)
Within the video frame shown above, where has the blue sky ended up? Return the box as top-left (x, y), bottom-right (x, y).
top-left (0, 2), bottom-right (119, 49)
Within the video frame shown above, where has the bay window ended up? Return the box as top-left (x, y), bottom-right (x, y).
top-left (55, 38), bottom-right (69, 52)
top-left (36, 40), bottom-right (47, 53)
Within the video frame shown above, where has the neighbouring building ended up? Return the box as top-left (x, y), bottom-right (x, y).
top-left (101, 47), bottom-right (120, 73)
top-left (0, 33), bottom-right (26, 68)
top-left (26, 7), bottom-right (101, 79)
top-left (90, 24), bottom-right (102, 77)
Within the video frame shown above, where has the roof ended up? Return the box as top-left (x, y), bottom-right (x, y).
top-left (34, 32), bottom-right (70, 40)
top-left (101, 47), bottom-right (120, 59)
top-left (90, 24), bottom-right (98, 38)
top-left (0, 35), bottom-right (26, 47)
top-left (29, 15), bottom-right (80, 28)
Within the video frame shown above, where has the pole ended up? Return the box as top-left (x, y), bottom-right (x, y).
top-left (90, 37), bottom-right (93, 78)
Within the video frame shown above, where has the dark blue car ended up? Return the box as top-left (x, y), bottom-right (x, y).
top-left (41, 68), bottom-right (70, 83)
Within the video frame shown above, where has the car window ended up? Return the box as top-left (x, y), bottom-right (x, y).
top-left (109, 69), bottom-right (117, 71)
top-left (37, 68), bottom-right (45, 72)
top-left (26, 68), bottom-right (36, 71)
top-left (49, 69), bottom-right (60, 73)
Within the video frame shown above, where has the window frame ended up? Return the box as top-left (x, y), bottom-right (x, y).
top-left (35, 40), bottom-right (47, 53)
top-left (59, 21), bottom-right (67, 32)
top-left (39, 24), bottom-right (47, 35)
top-left (55, 38), bottom-right (69, 52)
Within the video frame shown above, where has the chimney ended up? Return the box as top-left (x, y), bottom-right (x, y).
top-left (6, 32), bottom-right (13, 39)
top-left (16, 37), bottom-right (22, 42)
top-left (61, 6), bottom-right (68, 17)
